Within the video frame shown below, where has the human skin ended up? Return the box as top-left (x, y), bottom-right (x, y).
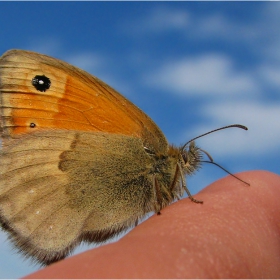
top-left (24, 170), bottom-right (280, 279)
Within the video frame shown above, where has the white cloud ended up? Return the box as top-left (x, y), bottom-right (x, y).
top-left (142, 8), bottom-right (190, 32)
top-left (192, 13), bottom-right (242, 40)
top-left (122, 7), bottom-right (190, 34)
top-left (263, 39), bottom-right (280, 64)
top-left (65, 52), bottom-right (103, 73)
top-left (123, 4), bottom-right (280, 60)
top-left (191, 13), bottom-right (265, 44)
top-left (144, 54), bottom-right (258, 97)
top-left (123, 6), bottom-right (261, 43)
top-left (184, 100), bottom-right (280, 157)
top-left (257, 64), bottom-right (280, 87)
top-left (26, 37), bottom-right (62, 56)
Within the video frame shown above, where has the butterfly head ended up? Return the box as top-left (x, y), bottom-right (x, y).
top-left (180, 141), bottom-right (204, 175)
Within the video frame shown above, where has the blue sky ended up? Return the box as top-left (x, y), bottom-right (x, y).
top-left (0, 1), bottom-right (280, 278)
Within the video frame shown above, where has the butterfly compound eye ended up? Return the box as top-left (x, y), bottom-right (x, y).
top-left (31, 75), bottom-right (51, 92)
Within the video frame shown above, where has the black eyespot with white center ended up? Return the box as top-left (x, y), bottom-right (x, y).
top-left (31, 75), bottom-right (51, 92)
top-left (30, 123), bottom-right (36, 128)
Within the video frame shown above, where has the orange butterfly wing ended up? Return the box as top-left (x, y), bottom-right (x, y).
top-left (0, 49), bottom-right (167, 153)
top-left (0, 49), bottom-right (173, 264)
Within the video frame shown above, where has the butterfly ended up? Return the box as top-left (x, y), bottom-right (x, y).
top-left (0, 49), bottom-right (248, 265)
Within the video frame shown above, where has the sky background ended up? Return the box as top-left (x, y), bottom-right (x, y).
top-left (0, 1), bottom-right (280, 278)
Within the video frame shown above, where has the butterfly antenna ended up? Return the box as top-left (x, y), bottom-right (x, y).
top-left (182, 124), bottom-right (249, 186)
top-left (201, 159), bottom-right (250, 186)
top-left (181, 124), bottom-right (248, 151)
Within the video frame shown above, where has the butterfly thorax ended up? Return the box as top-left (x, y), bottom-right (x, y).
top-left (151, 142), bottom-right (203, 206)
top-left (148, 141), bottom-right (203, 211)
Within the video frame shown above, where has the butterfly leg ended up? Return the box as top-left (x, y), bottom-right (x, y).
top-left (169, 165), bottom-right (183, 200)
top-left (177, 163), bottom-right (203, 204)
top-left (152, 174), bottom-right (163, 215)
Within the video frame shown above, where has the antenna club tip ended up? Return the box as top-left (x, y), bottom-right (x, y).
top-left (234, 124), bottom-right (248, 131)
